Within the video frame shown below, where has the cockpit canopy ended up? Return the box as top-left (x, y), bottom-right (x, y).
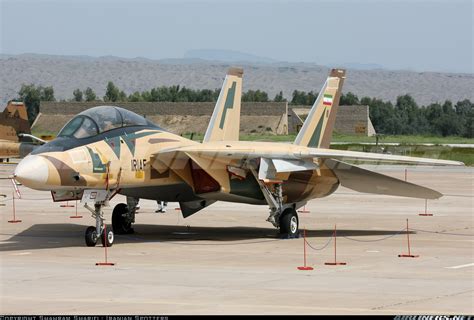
top-left (58, 106), bottom-right (158, 139)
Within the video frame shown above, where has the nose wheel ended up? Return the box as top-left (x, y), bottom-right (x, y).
top-left (101, 227), bottom-right (114, 247)
top-left (83, 202), bottom-right (115, 247)
top-left (85, 226), bottom-right (98, 247)
top-left (84, 225), bottom-right (114, 247)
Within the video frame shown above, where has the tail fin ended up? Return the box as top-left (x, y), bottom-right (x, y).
top-left (294, 68), bottom-right (345, 148)
top-left (203, 67), bottom-right (243, 142)
top-left (0, 101), bottom-right (31, 142)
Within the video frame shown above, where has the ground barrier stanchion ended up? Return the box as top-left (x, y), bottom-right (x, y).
top-left (8, 191), bottom-right (22, 223)
top-left (419, 199), bottom-right (433, 216)
top-left (96, 223), bottom-right (115, 266)
top-left (398, 219), bottom-right (419, 258)
top-left (325, 224), bottom-right (346, 266)
top-left (297, 228), bottom-right (314, 271)
top-left (70, 200), bottom-right (83, 219)
top-left (404, 168), bottom-right (407, 181)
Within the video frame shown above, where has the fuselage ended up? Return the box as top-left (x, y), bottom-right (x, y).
top-left (14, 106), bottom-right (340, 205)
top-left (15, 127), bottom-right (340, 205)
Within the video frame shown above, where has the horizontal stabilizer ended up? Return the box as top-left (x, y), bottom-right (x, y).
top-left (325, 159), bottom-right (443, 199)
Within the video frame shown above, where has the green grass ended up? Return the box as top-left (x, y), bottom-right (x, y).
top-left (332, 133), bottom-right (474, 144)
top-left (237, 133), bottom-right (474, 144)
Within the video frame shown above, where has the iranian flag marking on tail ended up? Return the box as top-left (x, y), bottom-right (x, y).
top-left (323, 94), bottom-right (333, 106)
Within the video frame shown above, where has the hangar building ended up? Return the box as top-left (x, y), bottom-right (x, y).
top-left (34, 101), bottom-right (376, 137)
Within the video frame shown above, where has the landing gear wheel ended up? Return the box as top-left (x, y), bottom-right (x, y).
top-left (85, 226), bottom-right (98, 247)
top-left (112, 203), bottom-right (133, 234)
top-left (279, 208), bottom-right (299, 238)
top-left (101, 227), bottom-right (114, 247)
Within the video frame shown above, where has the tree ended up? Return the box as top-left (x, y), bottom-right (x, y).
top-left (41, 86), bottom-right (55, 101)
top-left (462, 104), bottom-right (473, 138)
top-left (242, 90), bottom-right (269, 102)
top-left (290, 90), bottom-right (318, 105)
top-left (84, 87), bottom-right (97, 101)
top-left (73, 89), bottom-right (83, 102)
top-left (18, 84), bottom-right (41, 125)
top-left (291, 90), bottom-right (308, 105)
top-left (367, 97), bottom-right (397, 134)
top-left (273, 91), bottom-right (286, 102)
top-left (104, 81), bottom-right (120, 102)
top-left (118, 90), bottom-right (128, 102)
top-left (455, 99), bottom-right (473, 138)
top-left (18, 84), bottom-right (55, 125)
top-left (394, 94), bottom-right (419, 134)
top-left (340, 92), bottom-right (359, 105)
top-left (128, 91), bottom-right (143, 102)
top-left (431, 101), bottom-right (462, 136)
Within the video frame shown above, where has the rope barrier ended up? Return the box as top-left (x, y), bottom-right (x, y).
top-left (304, 235), bottom-right (333, 251)
top-left (410, 227), bottom-right (474, 237)
top-left (341, 228), bottom-right (407, 242)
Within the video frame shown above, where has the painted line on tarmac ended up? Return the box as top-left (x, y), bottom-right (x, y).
top-left (444, 262), bottom-right (474, 269)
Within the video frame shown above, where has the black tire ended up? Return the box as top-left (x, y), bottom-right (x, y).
top-left (112, 203), bottom-right (133, 234)
top-left (85, 226), bottom-right (98, 247)
top-left (100, 226), bottom-right (114, 247)
top-left (279, 208), bottom-right (299, 237)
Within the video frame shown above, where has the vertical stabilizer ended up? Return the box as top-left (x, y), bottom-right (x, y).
top-left (294, 69), bottom-right (346, 148)
top-left (203, 67), bottom-right (243, 142)
top-left (0, 101), bottom-right (31, 142)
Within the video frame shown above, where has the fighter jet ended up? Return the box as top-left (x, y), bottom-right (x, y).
top-left (14, 68), bottom-right (463, 247)
top-left (0, 101), bottom-right (45, 161)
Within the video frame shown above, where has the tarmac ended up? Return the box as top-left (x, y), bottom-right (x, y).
top-left (0, 162), bottom-right (472, 315)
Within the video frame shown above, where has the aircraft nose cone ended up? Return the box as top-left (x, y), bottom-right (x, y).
top-left (14, 155), bottom-right (49, 189)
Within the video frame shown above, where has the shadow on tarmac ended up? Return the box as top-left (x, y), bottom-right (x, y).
top-left (0, 223), bottom-right (412, 251)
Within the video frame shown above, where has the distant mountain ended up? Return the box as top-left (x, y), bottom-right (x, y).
top-left (184, 49), bottom-right (277, 64)
top-left (1, 54), bottom-right (473, 109)
top-left (338, 62), bottom-right (386, 71)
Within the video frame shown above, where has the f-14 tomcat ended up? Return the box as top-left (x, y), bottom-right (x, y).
top-left (14, 68), bottom-right (463, 247)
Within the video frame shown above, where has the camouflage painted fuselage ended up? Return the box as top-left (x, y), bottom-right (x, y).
top-left (23, 126), bottom-right (339, 205)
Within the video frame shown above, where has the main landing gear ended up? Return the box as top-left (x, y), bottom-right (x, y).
top-left (84, 202), bottom-right (115, 247)
top-left (249, 168), bottom-right (300, 238)
top-left (112, 202), bottom-right (135, 235)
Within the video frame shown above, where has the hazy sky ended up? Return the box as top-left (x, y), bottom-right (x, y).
top-left (1, 0), bottom-right (472, 73)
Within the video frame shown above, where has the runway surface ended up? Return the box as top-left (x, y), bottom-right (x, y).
top-left (0, 163), bottom-right (473, 314)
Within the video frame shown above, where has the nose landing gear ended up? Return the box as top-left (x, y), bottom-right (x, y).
top-left (84, 202), bottom-right (114, 247)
